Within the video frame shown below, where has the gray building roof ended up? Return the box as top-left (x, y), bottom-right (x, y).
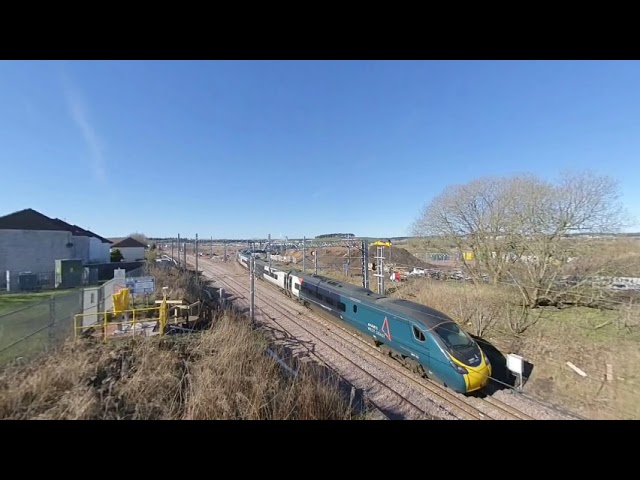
top-left (110, 237), bottom-right (147, 248)
top-left (0, 208), bottom-right (111, 243)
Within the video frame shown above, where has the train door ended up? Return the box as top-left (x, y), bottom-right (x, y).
top-left (284, 273), bottom-right (292, 296)
top-left (290, 275), bottom-right (301, 298)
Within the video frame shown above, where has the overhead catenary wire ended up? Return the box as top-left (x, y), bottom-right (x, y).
top-left (387, 259), bottom-right (640, 309)
top-left (259, 255), bottom-right (640, 401)
top-left (382, 260), bottom-right (640, 340)
top-left (244, 254), bottom-right (640, 398)
top-left (188, 251), bottom-right (640, 419)
top-left (299, 243), bottom-right (637, 307)
top-left (295, 258), bottom-right (640, 344)
top-left (237, 258), bottom-right (640, 419)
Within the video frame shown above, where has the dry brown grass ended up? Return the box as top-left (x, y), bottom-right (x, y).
top-left (320, 269), bottom-right (363, 287)
top-left (126, 264), bottom-right (205, 311)
top-left (395, 278), bottom-right (527, 336)
top-left (0, 311), bottom-right (363, 420)
top-left (515, 307), bottom-right (640, 420)
top-left (390, 277), bottom-right (640, 419)
top-left (148, 264), bottom-right (202, 303)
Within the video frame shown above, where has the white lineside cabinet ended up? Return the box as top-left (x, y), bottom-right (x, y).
top-left (506, 353), bottom-right (525, 389)
top-left (507, 354), bottom-right (524, 375)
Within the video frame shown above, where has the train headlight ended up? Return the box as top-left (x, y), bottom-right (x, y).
top-left (449, 359), bottom-right (468, 375)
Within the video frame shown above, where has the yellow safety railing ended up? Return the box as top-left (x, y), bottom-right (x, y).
top-left (74, 296), bottom-right (169, 342)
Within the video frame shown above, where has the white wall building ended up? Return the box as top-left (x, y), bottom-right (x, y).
top-left (110, 237), bottom-right (147, 262)
top-left (0, 208), bottom-right (112, 290)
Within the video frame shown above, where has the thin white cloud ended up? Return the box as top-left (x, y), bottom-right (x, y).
top-left (61, 73), bottom-right (107, 184)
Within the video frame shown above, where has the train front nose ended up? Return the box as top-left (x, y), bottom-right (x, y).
top-left (460, 351), bottom-right (492, 393)
top-left (466, 362), bottom-right (491, 392)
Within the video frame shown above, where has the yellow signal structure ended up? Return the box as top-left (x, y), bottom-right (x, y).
top-left (371, 240), bottom-right (392, 248)
top-left (113, 288), bottom-right (131, 316)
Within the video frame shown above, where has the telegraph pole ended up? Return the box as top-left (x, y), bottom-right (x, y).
top-left (177, 234), bottom-right (181, 267)
top-left (303, 236), bottom-right (306, 272)
top-left (171, 239), bottom-right (174, 262)
top-left (268, 233), bottom-right (271, 271)
top-left (195, 233), bottom-right (199, 284)
top-left (249, 252), bottom-right (255, 324)
top-left (362, 240), bottom-right (369, 290)
top-left (314, 249), bottom-right (318, 275)
top-left (224, 240), bottom-right (228, 262)
top-left (183, 238), bottom-right (187, 267)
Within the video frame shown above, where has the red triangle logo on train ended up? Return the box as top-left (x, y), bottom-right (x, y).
top-left (381, 317), bottom-right (392, 341)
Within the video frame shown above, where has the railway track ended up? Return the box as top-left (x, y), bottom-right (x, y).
top-left (201, 262), bottom-right (457, 419)
top-left (188, 255), bottom-right (534, 420)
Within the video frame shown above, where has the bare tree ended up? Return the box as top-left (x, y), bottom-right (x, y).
top-left (411, 171), bottom-right (629, 307)
top-left (504, 303), bottom-right (543, 335)
top-left (411, 175), bottom-right (535, 285)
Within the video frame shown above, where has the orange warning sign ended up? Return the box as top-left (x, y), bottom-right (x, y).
top-left (381, 317), bottom-right (392, 340)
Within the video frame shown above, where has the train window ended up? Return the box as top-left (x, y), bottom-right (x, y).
top-left (326, 298), bottom-right (334, 306)
top-left (315, 292), bottom-right (322, 299)
top-left (294, 283), bottom-right (300, 290)
top-left (353, 305), bottom-right (358, 313)
top-left (412, 325), bottom-right (426, 342)
top-left (434, 323), bottom-right (474, 349)
top-left (337, 302), bottom-right (346, 312)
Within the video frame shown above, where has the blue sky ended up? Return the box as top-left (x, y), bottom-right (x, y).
top-left (1, 60), bottom-right (639, 239)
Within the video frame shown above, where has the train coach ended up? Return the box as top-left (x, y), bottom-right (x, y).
top-left (234, 251), bottom-right (491, 394)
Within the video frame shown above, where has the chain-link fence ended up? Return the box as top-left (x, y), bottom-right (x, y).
top-left (0, 264), bottom-right (152, 366)
top-left (0, 270), bottom-right (57, 292)
top-left (125, 266), bottom-right (147, 278)
top-left (0, 290), bottom-right (83, 365)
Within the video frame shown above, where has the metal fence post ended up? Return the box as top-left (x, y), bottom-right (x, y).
top-left (48, 296), bottom-right (56, 349)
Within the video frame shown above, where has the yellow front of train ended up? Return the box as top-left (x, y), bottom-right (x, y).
top-left (449, 349), bottom-right (492, 393)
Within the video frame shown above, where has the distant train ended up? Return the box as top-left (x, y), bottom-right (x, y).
top-left (236, 250), bottom-right (491, 394)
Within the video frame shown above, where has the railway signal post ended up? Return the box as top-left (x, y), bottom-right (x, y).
top-left (249, 253), bottom-right (255, 323)
top-left (371, 240), bottom-right (391, 295)
top-left (374, 245), bottom-right (385, 295)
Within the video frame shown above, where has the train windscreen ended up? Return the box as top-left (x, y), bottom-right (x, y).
top-left (433, 322), bottom-right (475, 350)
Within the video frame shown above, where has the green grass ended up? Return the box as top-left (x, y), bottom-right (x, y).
top-left (0, 289), bottom-right (78, 316)
top-left (475, 305), bottom-right (640, 419)
top-left (539, 307), bottom-right (640, 343)
top-left (0, 289), bottom-right (81, 365)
